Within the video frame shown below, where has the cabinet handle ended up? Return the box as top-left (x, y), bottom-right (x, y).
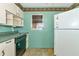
top-left (6, 41), bottom-right (11, 44)
top-left (2, 50), bottom-right (5, 56)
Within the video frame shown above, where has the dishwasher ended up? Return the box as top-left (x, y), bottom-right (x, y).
top-left (15, 34), bottom-right (26, 56)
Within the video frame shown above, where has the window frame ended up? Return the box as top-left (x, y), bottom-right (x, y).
top-left (31, 14), bottom-right (44, 30)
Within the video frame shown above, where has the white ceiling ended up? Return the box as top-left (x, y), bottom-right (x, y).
top-left (21, 3), bottom-right (73, 8)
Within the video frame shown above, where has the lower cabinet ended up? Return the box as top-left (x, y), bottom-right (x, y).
top-left (0, 42), bottom-right (5, 56)
top-left (4, 39), bottom-right (16, 56)
top-left (0, 39), bottom-right (16, 56)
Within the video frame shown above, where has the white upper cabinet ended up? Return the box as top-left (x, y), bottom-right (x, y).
top-left (0, 4), bottom-right (6, 24)
top-left (16, 6), bottom-right (23, 18)
top-left (13, 15), bottom-right (23, 26)
top-left (0, 3), bottom-right (23, 27)
top-left (6, 11), bottom-right (14, 25)
top-left (5, 4), bottom-right (17, 15)
top-left (14, 6), bottom-right (23, 27)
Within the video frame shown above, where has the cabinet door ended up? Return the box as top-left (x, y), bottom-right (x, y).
top-left (6, 11), bottom-right (14, 25)
top-left (0, 4), bottom-right (6, 24)
top-left (0, 42), bottom-right (5, 56)
top-left (16, 6), bottom-right (23, 18)
top-left (5, 3), bottom-right (17, 15)
top-left (4, 39), bottom-right (16, 56)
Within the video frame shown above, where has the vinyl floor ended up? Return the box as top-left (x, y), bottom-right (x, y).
top-left (22, 48), bottom-right (54, 56)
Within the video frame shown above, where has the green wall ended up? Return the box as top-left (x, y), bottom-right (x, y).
top-left (17, 11), bottom-right (61, 48)
top-left (0, 26), bottom-right (13, 32)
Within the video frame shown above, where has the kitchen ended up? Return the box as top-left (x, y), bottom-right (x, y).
top-left (0, 3), bottom-right (79, 56)
top-left (0, 3), bottom-right (26, 56)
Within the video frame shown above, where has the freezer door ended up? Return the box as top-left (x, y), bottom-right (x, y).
top-left (54, 30), bottom-right (79, 56)
top-left (54, 8), bottom-right (79, 29)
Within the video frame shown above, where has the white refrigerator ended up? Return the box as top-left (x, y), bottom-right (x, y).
top-left (54, 8), bottom-right (79, 56)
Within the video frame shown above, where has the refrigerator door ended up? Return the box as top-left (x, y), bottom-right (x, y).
top-left (54, 8), bottom-right (79, 29)
top-left (54, 30), bottom-right (79, 56)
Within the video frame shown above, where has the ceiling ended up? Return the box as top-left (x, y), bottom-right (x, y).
top-left (21, 3), bottom-right (73, 8)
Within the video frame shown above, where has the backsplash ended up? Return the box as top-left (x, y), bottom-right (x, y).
top-left (0, 26), bottom-right (14, 32)
top-left (0, 31), bottom-right (18, 36)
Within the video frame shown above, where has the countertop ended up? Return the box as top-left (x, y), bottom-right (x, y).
top-left (0, 32), bottom-right (26, 43)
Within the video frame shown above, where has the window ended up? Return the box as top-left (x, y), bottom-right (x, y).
top-left (32, 15), bottom-right (44, 30)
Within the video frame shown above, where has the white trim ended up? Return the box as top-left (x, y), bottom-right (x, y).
top-left (26, 33), bottom-right (29, 49)
top-left (31, 14), bottom-right (44, 31)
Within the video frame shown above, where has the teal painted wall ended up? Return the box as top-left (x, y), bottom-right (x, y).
top-left (15, 11), bottom-right (62, 48)
top-left (0, 26), bottom-right (13, 32)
